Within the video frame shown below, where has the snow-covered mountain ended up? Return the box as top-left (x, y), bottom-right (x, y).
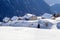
top-left (0, 0), bottom-right (51, 21)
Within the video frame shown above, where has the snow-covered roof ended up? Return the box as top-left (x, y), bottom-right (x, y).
top-left (23, 14), bottom-right (36, 19)
top-left (6, 20), bottom-right (38, 28)
top-left (18, 17), bottom-right (23, 20)
top-left (0, 27), bottom-right (60, 40)
top-left (11, 16), bottom-right (19, 21)
top-left (42, 13), bottom-right (53, 19)
top-left (3, 17), bottom-right (10, 22)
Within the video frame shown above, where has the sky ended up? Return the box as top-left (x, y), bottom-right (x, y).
top-left (44, 0), bottom-right (60, 6)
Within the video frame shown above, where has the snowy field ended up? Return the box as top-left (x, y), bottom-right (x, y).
top-left (0, 27), bottom-right (60, 40)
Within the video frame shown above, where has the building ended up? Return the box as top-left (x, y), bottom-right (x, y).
top-left (41, 13), bottom-right (53, 19)
top-left (23, 14), bottom-right (37, 20)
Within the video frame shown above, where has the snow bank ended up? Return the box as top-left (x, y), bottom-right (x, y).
top-left (0, 27), bottom-right (60, 40)
top-left (38, 19), bottom-right (53, 29)
top-left (23, 13), bottom-right (36, 20)
top-left (10, 20), bottom-right (38, 28)
top-left (1, 20), bottom-right (38, 28)
top-left (1, 18), bottom-right (60, 29)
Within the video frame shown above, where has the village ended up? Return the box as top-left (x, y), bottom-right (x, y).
top-left (0, 13), bottom-right (60, 29)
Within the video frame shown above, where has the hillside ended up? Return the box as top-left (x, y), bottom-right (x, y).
top-left (0, 0), bottom-right (51, 21)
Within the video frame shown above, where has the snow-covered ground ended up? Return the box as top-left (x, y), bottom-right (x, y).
top-left (0, 18), bottom-right (60, 29)
top-left (0, 27), bottom-right (60, 40)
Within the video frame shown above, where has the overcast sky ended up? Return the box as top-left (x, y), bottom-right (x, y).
top-left (44, 0), bottom-right (60, 6)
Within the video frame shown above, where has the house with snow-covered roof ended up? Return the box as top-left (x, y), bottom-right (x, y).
top-left (3, 17), bottom-right (10, 23)
top-left (11, 16), bottom-right (19, 21)
top-left (41, 13), bottom-right (53, 19)
top-left (23, 14), bottom-right (37, 20)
